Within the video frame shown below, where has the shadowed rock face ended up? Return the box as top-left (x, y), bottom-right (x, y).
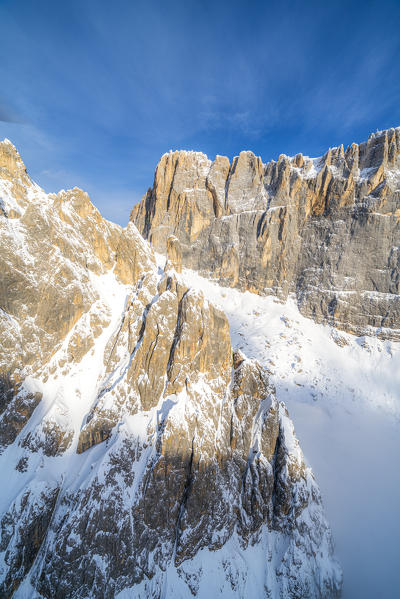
top-left (0, 482), bottom-right (60, 597)
top-left (132, 127), bottom-right (400, 340)
top-left (0, 140), bottom-right (341, 598)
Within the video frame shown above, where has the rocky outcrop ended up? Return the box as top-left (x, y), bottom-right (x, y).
top-left (166, 234), bottom-right (183, 273)
top-left (0, 482), bottom-right (60, 598)
top-left (0, 140), bottom-right (341, 597)
top-left (0, 138), bottom-right (155, 451)
top-left (132, 127), bottom-right (400, 339)
top-left (30, 275), bottom-right (341, 597)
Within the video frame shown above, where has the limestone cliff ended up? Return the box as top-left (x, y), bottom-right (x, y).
top-left (0, 140), bottom-right (341, 598)
top-left (132, 127), bottom-right (400, 339)
top-left (0, 139), bottom-right (154, 450)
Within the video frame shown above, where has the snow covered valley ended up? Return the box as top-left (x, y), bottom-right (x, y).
top-left (180, 261), bottom-right (400, 599)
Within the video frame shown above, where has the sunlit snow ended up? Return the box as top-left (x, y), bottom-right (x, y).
top-left (177, 258), bottom-right (400, 599)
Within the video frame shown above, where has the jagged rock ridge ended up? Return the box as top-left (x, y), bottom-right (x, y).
top-left (0, 140), bottom-right (341, 598)
top-left (132, 127), bottom-right (400, 340)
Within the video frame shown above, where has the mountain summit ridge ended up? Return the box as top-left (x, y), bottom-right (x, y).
top-left (132, 126), bottom-right (400, 340)
top-left (0, 140), bottom-right (342, 597)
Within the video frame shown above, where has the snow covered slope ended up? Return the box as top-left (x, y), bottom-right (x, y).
top-left (0, 140), bottom-right (341, 598)
top-left (179, 260), bottom-right (400, 599)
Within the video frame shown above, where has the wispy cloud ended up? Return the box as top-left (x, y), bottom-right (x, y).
top-left (1, 0), bottom-right (399, 222)
top-left (0, 102), bottom-right (24, 124)
top-left (300, 34), bottom-right (400, 135)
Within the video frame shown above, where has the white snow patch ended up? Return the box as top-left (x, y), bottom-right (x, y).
top-left (177, 263), bottom-right (400, 599)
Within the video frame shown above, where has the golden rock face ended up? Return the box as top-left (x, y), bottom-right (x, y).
top-left (77, 266), bottom-right (232, 453)
top-left (165, 234), bottom-right (182, 273)
top-left (0, 140), bottom-right (342, 599)
top-left (0, 140), bottom-right (154, 449)
top-left (132, 128), bottom-right (400, 339)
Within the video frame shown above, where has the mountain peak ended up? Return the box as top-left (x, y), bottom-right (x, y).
top-left (0, 138), bottom-right (30, 184)
top-left (0, 142), bottom-right (341, 598)
top-left (133, 125), bottom-right (400, 340)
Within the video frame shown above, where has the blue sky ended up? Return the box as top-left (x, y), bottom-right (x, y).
top-left (1, 0), bottom-right (400, 224)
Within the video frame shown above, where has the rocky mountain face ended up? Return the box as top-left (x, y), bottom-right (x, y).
top-left (0, 139), bottom-right (341, 598)
top-left (132, 127), bottom-right (400, 340)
